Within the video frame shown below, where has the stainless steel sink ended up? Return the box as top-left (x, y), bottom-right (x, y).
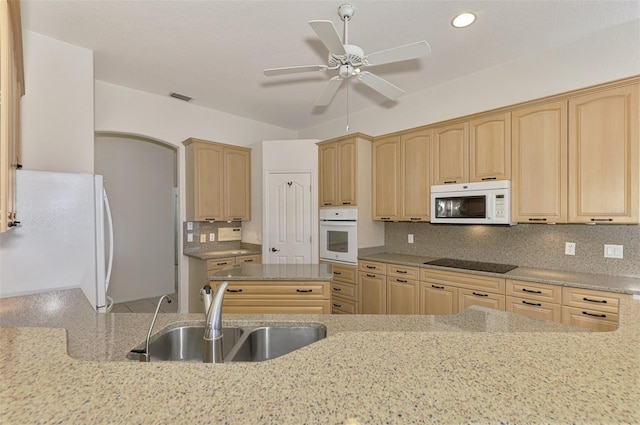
top-left (227, 325), bottom-right (327, 362)
top-left (127, 325), bottom-right (243, 362)
top-left (127, 323), bottom-right (326, 362)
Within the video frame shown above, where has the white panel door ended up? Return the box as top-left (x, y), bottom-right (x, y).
top-left (266, 172), bottom-right (312, 264)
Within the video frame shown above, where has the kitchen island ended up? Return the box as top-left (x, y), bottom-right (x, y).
top-left (0, 288), bottom-right (639, 424)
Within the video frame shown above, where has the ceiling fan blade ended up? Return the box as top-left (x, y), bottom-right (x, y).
top-left (309, 20), bottom-right (346, 55)
top-left (357, 72), bottom-right (405, 101)
top-left (264, 65), bottom-right (328, 76)
top-left (315, 76), bottom-right (344, 106)
top-left (365, 41), bottom-right (431, 66)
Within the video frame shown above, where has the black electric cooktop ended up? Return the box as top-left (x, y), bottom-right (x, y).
top-left (424, 258), bottom-right (518, 274)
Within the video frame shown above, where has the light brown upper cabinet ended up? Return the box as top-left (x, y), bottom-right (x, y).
top-left (400, 128), bottom-right (432, 221)
top-left (0, 0), bottom-right (25, 233)
top-left (372, 135), bottom-right (401, 220)
top-left (183, 138), bottom-right (251, 222)
top-left (431, 112), bottom-right (511, 185)
top-left (431, 121), bottom-right (468, 185)
top-left (568, 84), bottom-right (639, 223)
top-left (318, 136), bottom-right (359, 206)
top-left (511, 100), bottom-right (568, 223)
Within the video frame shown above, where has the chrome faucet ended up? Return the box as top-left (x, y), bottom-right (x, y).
top-left (139, 294), bottom-right (172, 362)
top-left (202, 281), bottom-right (228, 363)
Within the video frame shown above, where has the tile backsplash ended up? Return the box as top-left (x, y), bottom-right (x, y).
top-left (383, 222), bottom-right (640, 278)
top-left (182, 221), bottom-right (260, 254)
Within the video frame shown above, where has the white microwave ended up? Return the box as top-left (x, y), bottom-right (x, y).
top-left (319, 208), bottom-right (358, 265)
top-left (430, 180), bottom-right (514, 225)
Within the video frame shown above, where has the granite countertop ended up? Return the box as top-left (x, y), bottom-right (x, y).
top-left (359, 252), bottom-right (640, 295)
top-left (184, 248), bottom-right (262, 261)
top-left (209, 263), bottom-right (334, 281)
top-left (1, 289), bottom-right (639, 423)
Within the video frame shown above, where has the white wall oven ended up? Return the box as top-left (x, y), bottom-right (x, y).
top-left (430, 180), bottom-right (514, 225)
top-left (319, 208), bottom-right (358, 265)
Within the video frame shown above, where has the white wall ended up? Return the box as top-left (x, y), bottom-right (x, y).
top-left (95, 135), bottom-right (177, 303)
top-left (298, 19), bottom-right (640, 140)
top-left (21, 31), bottom-right (94, 174)
top-left (244, 140), bottom-right (319, 261)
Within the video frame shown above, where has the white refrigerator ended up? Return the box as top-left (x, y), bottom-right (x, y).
top-left (0, 170), bottom-right (114, 312)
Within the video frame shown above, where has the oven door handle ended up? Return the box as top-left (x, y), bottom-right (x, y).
top-left (320, 220), bottom-right (357, 226)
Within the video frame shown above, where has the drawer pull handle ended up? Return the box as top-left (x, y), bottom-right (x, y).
top-left (342, 202), bottom-right (351, 205)
top-left (333, 287), bottom-right (342, 291)
top-left (583, 297), bottom-right (607, 304)
top-left (590, 218), bottom-right (613, 222)
top-left (431, 284), bottom-right (444, 289)
top-left (397, 279), bottom-right (408, 283)
top-left (395, 270), bottom-right (408, 274)
top-left (380, 217), bottom-right (391, 220)
top-left (481, 177), bottom-right (497, 181)
top-left (217, 262), bottom-right (229, 266)
top-left (333, 271), bottom-right (342, 275)
top-left (522, 288), bottom-right (542, 294)
top-left (366, 265), bottom-right (376, 269)
top-left (444, 180), bottom-right (457, 184)
top-left (410, 217), bottom-right (421, 221)
top-left (333, 303), bottom-right (342, 308)
top-left (522, 300), bottom-right (542, 307)
top-left (528, 218), bottom-right (547, 222)
top-left (226, 289), bottom-right (243, 293)
top-left (296, 289), bottom-right (313, 293)
top-left (323, 202), bottom-right (332, 206)
top-left (366, 274), bottom-right (376, 278)
top-left (242, 259), bottom-right (254, 263)
top-left (582, 311), bottom-right (607, 318)
top-left (472, 292), bottom-right (488, 297)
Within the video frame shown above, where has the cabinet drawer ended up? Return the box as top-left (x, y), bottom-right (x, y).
top-left (212, 281), bottom-right (330, 299)
top-left (561, 306), bottom-right (618, 331)
top-left (562, 287), bottom-right (622, 314)
top-left (235, 254), bottom-right (261, 264)
top-left (222, 299), bottom-right (330, 314)
top-left (506, 296), bottom-right (562, 322)
top-left (359, 261), bottom-right (387, 274)
top-left (422, 269), bottom-right (505, 294)
top-left (459, 288), bottom-right (505, 311)
top-left (331, 281), bottom-right (357, 302)
top-left (331, 296), bottom-right (357, 314)
top-left (207, 257), bottom-right (236, 271)
top-left (506, 279), bottom-right (562, 304)
top-left (387, 264), bottom-right (419, 280)
top-left (331, 263), bottom-right (357, 284)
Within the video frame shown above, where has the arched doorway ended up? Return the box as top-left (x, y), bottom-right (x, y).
top-left (95, 133), bottom-right (178, 310)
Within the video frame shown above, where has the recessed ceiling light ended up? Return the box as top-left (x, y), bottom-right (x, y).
top-left (452, 12), bottom-right (476, 28)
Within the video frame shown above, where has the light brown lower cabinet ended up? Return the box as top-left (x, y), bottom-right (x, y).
top-left (323, 261), bottom-right (358, 314)
top-left (387, 277), bottom-right (419, 314)
top-left (506, 296), bottom-right (562, 322)
top-left (561, 286), bottom-right (627, 331)
top-left (505, 279), bottom-right (562, 322)
top-left (358, 260), bottom-right (387, 314)
top-left (420, 282), bottom-right (459, 315)
top-left (211, 280), bottom-right (331, 314)
top-left (459, 288), bottom-right (505, 311)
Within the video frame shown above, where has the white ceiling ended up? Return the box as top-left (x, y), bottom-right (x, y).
top-left (21, 0), bottom-right (640, 131)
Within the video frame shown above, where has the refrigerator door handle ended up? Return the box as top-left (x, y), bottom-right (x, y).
top-left (103, 188), bottom-right (114, 289)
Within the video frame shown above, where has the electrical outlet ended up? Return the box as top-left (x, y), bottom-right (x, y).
top-left (565, 242), bottom-right (576, 256)
top-left (186, 221), bottom-right (193, 231)
top-left (604, 244), bottom-right (623, 259)
top-left (209, 233), bottom-right (215, 242)
top-left (408, 234), bottom-right (414, 244)
top-left (187, 233), bottom-right (193, 242)
top-left (199, 234), bottom-right (207, 243)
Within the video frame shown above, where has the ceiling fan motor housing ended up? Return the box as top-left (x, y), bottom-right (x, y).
top-left (328, 44), bottom-right (364, 67)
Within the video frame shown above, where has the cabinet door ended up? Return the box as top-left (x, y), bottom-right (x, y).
top-left (222, 300), bottom-right (330, 315)
top-left (400, 129), bottom-right (431, 221)
top-left (432, 121), bottom-right (469, 185)
top-left (318, 142), bottom-right (337, 206)
top-left (469, 112), bottom-right (511, 182)
top-left (372, 136), bottom-right (401, 220)
top-left (235, 254), bottom-right (261, 264)
top-left (387, 277), bottom-right (419, 314)
top-left (359, 272), bottom-right (386, 314)
top-left (224, 147), bottom-right (251, 221)
top-left (337, 139), bottom-right (357, 206)
top-left (561, 306), bottom-right (618, 331)
top-left (458, 288), bottom-right (505, 311)
top-left (506, 296), bottom-right (561, 322)
top-left (511, 101), bottom-right (568, 223)
top-left (568, 84), bottom-right (639, 223)
top-left (420, 282), bottom-right (458, 315)
top-left (193, 143), bottom-right (224, 221)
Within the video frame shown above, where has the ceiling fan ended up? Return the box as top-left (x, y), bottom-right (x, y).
top-left (264, 4), bottom-right (431, 107)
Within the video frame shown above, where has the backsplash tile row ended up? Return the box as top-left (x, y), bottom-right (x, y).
top-left (384, 223), bottom-right (640, 278)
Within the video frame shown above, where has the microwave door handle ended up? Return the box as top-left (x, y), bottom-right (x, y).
top-left (486, 194), bottom-right (494, 221)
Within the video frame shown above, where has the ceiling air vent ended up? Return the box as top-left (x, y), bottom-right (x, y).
top-left (169, 92), bottom-right (193, 102)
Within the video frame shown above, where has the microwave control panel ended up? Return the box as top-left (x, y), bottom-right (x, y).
top-left (495, 194), bottom-right (506, 218)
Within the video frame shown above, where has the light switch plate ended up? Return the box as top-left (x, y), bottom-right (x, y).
top-left (187, 233), bottom-right (193, 242)
top-left (408, 234), bottom-right (414, 244)
top-left (209, 233), bottom-right (215, 242)
top-left (187, 221), bottom-right (193, 231)
top-left (604, 244), bottom-right (623, 259)
top-left (565, 242), bottom-right (576, 256)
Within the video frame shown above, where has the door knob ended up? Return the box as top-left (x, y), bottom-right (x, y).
top-left (271, 247), bottom-right (280, 252)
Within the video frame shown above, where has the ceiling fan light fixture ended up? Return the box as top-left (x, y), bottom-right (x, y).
top-left (452, 12), bottom-right (476, 28)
